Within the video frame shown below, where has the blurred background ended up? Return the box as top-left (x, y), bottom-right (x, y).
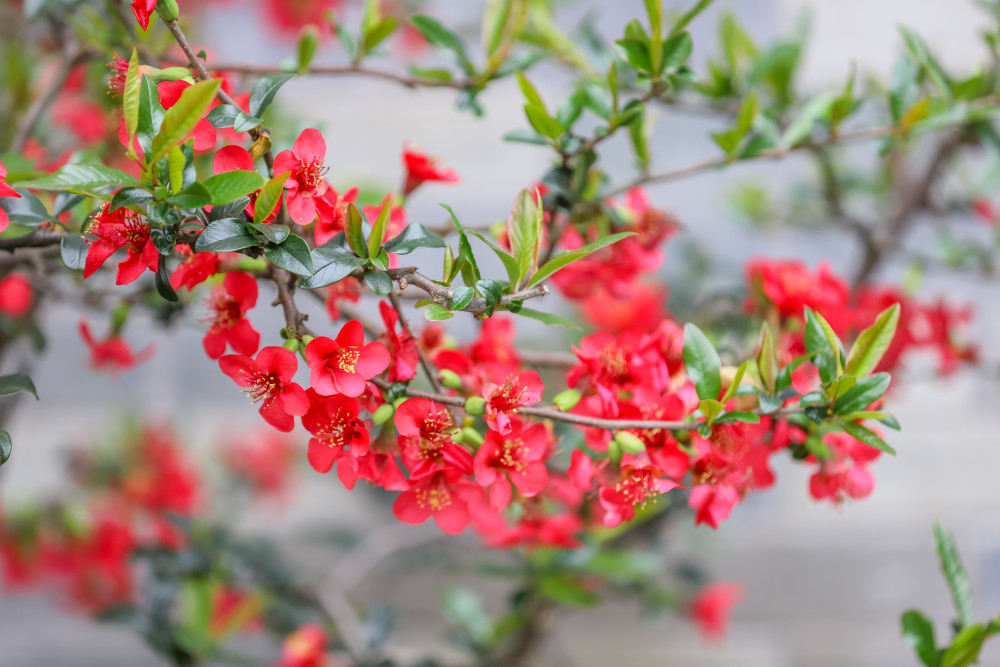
top-left (2, 0), bottom-right (1000, 665)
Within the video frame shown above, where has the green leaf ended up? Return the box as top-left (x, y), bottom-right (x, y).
top-left (382, 223), bottom-right (445, 254)
top-left (482, 0), bottom-right (515, 57)
top-left (845, 303), bottom-right (901, 377)
top-left (248, 74), bottom-right (295, 117)
top-left (253, 171), bottom-right (290, 225)
top-left (440, 204), bottom-right (480, 285)
top-left (166, 182), bottom-right (212, 209)
top-left (363, 269), bottom-right (393, 295)
top-left (61, 233), bottom-right (89, 270)
top-left (660, 31), bottom-right (692, 73)
top-left (195, 218), bottom-right (256, 252)
top-left (0, 430), bottom-right (10, 466)
top-left (206, 104), bottom-right (240, 129)
top-left (368, 196), bottom-right (392, 259)
top-left (528, 232), bottom-right (634, 287)
top-left (110, 187), bottom-right (154, 212)
top-left (449, 286), bottom-right (474, 310)
top-left (204, 171), bottom-right (265, 206)
top-left (507, 188), bottom-right (543, 288)
top-left (476, 279), bottom-right (503, 307)
top-left (941, 624), bottom-right (985, 667)
top-left (935, 523), bottom-right (974, 630)
top-left (19, 164), bottom-right (143, 192)
top-left (137, 75), bottom-right (163, 157)
top-left (441, 588), bottom-right (492, 643)
top-left (363, 17), bottom-right (397, 53)
top-left (901, 610), bottom-right (940, 667)
top-left (154, 255), bottom-right (179, 302)
top-left (0, 373), bottom-right (38, 399)
top-left (712, 92), bottom-right (758, 154)
top-left (805, 307), bottom-right (843, 384)
top-left (837, 419), bottom-right (896, 455)
top-left (469, 231), bottom-right (520, 287)
top-left (757, 322), bottom-right (778, 394)
top-left (425, 304), bottom-right (455, 321)
top-left (150, 78), bottom-right (222, 165)
top-left (233, 112), bottom-right (264, 133)
top-left (410, 15), bottom-right (474, 73)
top-left (516, 71), bottom-right (547, 113)
top-left (299, 247), bottom-right (364, 289)
top-left (123, 49), bottom-right (142, 157)
top-left (247, 222), bottom-right (290, 245)
top-left (833, 372), bottom-right (890, 415)
top-left (298, 25), bottom-right (319, 73)
top-left (683, 324), bottom-right (722, 401)
top-left (720, 360), bottom-right (749, 404)
top-left (265, 234), bottom-right (314, 275)
top-left (780, 92), bottom-right (838, 147)
top-left (670, 0), bottom-right (716, 34)
top-left (0, 189), bottom-right (52, 226)
top-left (516, 307), bottom-right (581, 329)
top-left (345, 203), bottom-right (368, 257)
top-left (900, 27), bottom-right (952, 101)
top-left (524, 105), bottom-right (564, 140)
top-left (538, 574), bottom-right (599, 606)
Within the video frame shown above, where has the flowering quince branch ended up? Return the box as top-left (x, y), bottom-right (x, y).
top-left (0, 0), bottom-right (993, 664)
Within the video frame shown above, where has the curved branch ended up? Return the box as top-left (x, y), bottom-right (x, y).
top-left (0, 231), bottom-right (64, 252)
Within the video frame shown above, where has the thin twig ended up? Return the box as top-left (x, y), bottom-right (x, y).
top-left (388, 291), bottom-right (444, 394)
top-left (0, 231), bottom-right (63, 252)
top-left (270, 266), bottom-right (315, 338)
top-left (210, 61), bottom-right (466, 90)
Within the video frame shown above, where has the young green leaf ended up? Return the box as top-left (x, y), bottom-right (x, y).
top-left (934, 523), bottom-right (974, 630)
top-left (836, 419), bottom-right (896, 455)
top-left (756, 322), bottom-right (778, 394)
top-left (845, 303), bottom-right (901, 377)
top-left (345, 203), bottom-right (368, 258)
top-left (670, 0), bottom-right (716, 34)
top-left (150, 78), bottom-right (221, 165)
top-left (901, 610), bottom-right (940, 667)
top-left (528, 232), bottom-right (635, 287)
top-left (516, 307), bottom-right (582, 329)
top-left (368, 196), bottom-right (392, 259)
top-left (123, 49), bottom-right (142, 158)
top-left (507, 188), bottom-right (543, 288)
top-left (469, 231), bottom-right (520, 287)
top-left (253, 171), bottom-right (290, 225)
top-left (204, 171), bottom-right (265, 206)
top-left (19, 164), bottom-right (143, 192)
top-left (410, 15), bottom-right (474, 73)
top-left (683, 323), bottom-right (721, 401)
top-left (297, 25), bottom-right (319, 74)
top-left (804, 307), bottom-right (844, 382)
top-left (440, 204), bottom-right (481, 285)
top-left (167, 145), bottom-right (185, 195)
top-left (833, 372), bottom-right (890, 415)
top-left (425, 304), bottom-right (455, 321)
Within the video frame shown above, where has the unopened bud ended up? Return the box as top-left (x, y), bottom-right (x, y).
top-left (607, 438), bottom-right (622, 464)
top-left (156, 0), bottom-right (179, 21)
top-left (150, 66), bottom-right (192, 82)
top-left (372, 403), bottom-right (395, 426)
top-left (614, 431), bottom-right (646, 455)
top-left (393, 397), bottom-right (408, 409)
top-left (300, 334), bottom-right (315, 347)
top-left (439, 369), bottom-right (463, 390)
top-left (552, 388), bottom-right (581, 411)
top-left (282, 339), bottom-right (299, 353)
top-left (459, 427), bottom-right (484, 448)
top-left (464, 396), bottom-right (486, 416)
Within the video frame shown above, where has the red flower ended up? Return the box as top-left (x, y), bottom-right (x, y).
top-left (264, 0), bottom-right (340, 36)
top-left (0, 159), bottom-right (22, 234)
top-left (84, 203), bottom-right (159, 285)
top-left (202, 271), bottom-right (261, 359)
top-left (0, 273), bottom-right (33, 318)
top-left (482, 370), bottom-right (544, 434)
top-left (474, 418), bottom-right (551, 511)
top-left (402, 147), bottom-right (460, 196)
top-left (130, 0), bottom-right (157, 29)
top-left (304, 320), bottom-right (390, 397)
top-left (171, 249), bottom-right (221, 291)
top-left (688, 484), bottom-right (739, 530)
top-left (314, 185), bottom-right (358, 245)
top-left (79, 321), bottom-right (153, 375)
top-left (691, 583), bottom-right (743, 641)
top-left (808, 432), bottom-right (881, 505)
top-left (378, 301), bottom-right (419, 382)
top-left (394, 397), bottom-right (466, 480)
top-left (598, 464), bottom-right (680, 527)
top-left (393, 468), bottom-right (479, 535)
top-left (302, 391), bottom-right (370, 489)
top-left (744, 258), bottom-right (850, 324)
top-left (219, 347), bottom-right (309, 432)
top-left (323, 276), bottom-right (362, 320)
top-left (221, 432), bottom-right (296, 501)
top-left (274, 128), bottom-right (329, 224)
top-left (273, 624), bottom-right (329, 667)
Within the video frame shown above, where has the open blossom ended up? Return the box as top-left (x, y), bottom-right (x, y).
top-left (808, 432), bottom-right (881, 505)
top-left (171, 247), bottom-right (220, 290)
top-left (482, 370), bottom-right (544, 434)
top-left (273, 624), bottom-right (329, 667)
top-left (393, 467), bottom-right (480, 535)
top-left (474, 418), bottom-right (551, 511)
top-left (394, 397), bottom-right (468, 480)
top-left (314, 185), bottom-right (358, 246)
top-left (0, 273), bottom-right (33, 318)
top-left (219, 347), bottom-right (309, 432)
top-left (202, 271), bottom-right (260, 359)
top-left (130, 0), bottom-right (157, 29)
top-left (688, 484), bottom-right (740, 530)
top-left (691, 583), bottom-right (743, 641)
top-left (402, 147), bottom-right (460, 195)
top-left (324, 276), bottom-right (362, 320)
top-left (302, 391), bottom-right (370, 489)
top-left (0, 159), bottom-right (22, 234)
top-left (84, 203), bottom-right (159, 285)
top-left (274, 128), bottom-right (329, 224)
top-left (378, 301), bottom-right (419, 382)
top-left (78, 321), bottom-right (153, 375)
top-left (305, 320), bottom-right (390, 397)
top-left (598, 464), bottom-right (680, 528)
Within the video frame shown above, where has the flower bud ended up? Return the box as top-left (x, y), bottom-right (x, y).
top-left (372, 403), bottom-right (395, 426)
top-left (300, 335), bottom-right (315, 346)
top-left (156, 0), bottom-right (179, 21)
top-left (439, 369), bottom-right (463, 390)
top-left (614, 431), bottom-right (646, 455)
top-left (552, 388), bottom-right (581, 411)
top-left (458, 427), bottom-right (484, 448)
top-left (282, 339), bottom-right (300, 353)
top-left (150, 66), bottom-right (193, 82)
top-left (464, 396), bottom-right (486, 416)
top-left (607, 438), bottom-right (622, 464)
top-left (393, 396), bottom-right (408, 409)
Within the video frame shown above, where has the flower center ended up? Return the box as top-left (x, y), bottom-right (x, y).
top-left (332, 347), bottom-right (360, 373)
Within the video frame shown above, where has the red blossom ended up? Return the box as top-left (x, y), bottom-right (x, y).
top-left (323, 276), bottom-right (362, 320)
top-left (84, 203), bottom-right (159, 285)
top-left (314, 186), bottom-right (358, 246)
top-left (221, 432), bottom-right (296, 501)
top-left (274, 128), bottom-right (329, 224)
top-left (202, 271), bottom-right (261, 359)
top-left (302, 390), bottom-right (370, 489)
top-left (378, 301), bottom-right (419, 382)
top-left (402, 146), bottom-right (460, 196)
top-left (304, 320), bottom-right (390, 397)
top-left (130, 0), bottom-right (157, 29)
top-left (0, 159), bottom-right (23, 234)
top-left (0, 273), bottom-right (33, 318)
top-left (171, 248), bottom-right (221, 290)
top-left (691, 582), bottom-right (743, 641)
top-left (78, 321), bottom-right (154, 375)
top-left (474, 418), bottom-right (551, 511)
top-left (273, 623), bottom-right (329, 667)
top-left (219, 347), bottom-right (309, 432)
top-left (394, 397), bottom-right (468, 480)
top-left (688, 484), bottom-right (739, 529)
top-left (598, 464), bottom-right (680, 527)
top-left (393, 468), bottom-right (480, 535)
top-left (482, 370), bottom-right (544, 434)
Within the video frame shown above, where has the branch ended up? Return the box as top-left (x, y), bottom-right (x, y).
top-left (388, 291), bottom-right (445, 395)
top-left (269, 266), bottom-right (315, 338)
top-left (372, 377), bottom-right (801, 432)
top-left (0, 231), bottom-right (64, 252)
top-left (209, 61), bottom-right (466, 90)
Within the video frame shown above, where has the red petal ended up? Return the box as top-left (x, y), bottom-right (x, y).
top-left (356, 341), bottom-right (390, 379)
top-left (393, 491), bottom-right (431, 525)
top-left (218, 355), bottom-right (255, 386)
top-left (213, 145), bottom-right (255, 174)
top-left (307, 439), bottom-right (338, 473)
top-left (293, 128), bottom-right (326, 163)
top-left (255, 346), bottom-right (298, 382)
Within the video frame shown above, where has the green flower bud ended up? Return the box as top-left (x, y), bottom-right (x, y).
top-left (151, 66), bottom-right (193, 82)
top-left (439, 369), bottom-right (463, 390)
top-left (156, 0), bottom-right (179, 21)
top-left (552, 388), bottom-right (582, 411)
top-left (614, 431), bottom-right (646, 455)
top-left (393, 396), bottom-right (408, 409)
top-left (607, 439), bottom-right (622, 464)
top-left (464, 396), bottom-right (487, 416)
top-left (459, 427), bottom-right (485, 448)
top-left (282, 339), bottom-right (300, 353)
top-left (300, 335), bottom-right (315, 347)
top-left (372, 403), bottom-right (395, 426)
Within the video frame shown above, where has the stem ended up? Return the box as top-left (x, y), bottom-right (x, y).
top-left (388, 291), bottom-right (445, 394)
top-left (211, 61), bottom-right (466, 90)
top-left (269, 266), bottom-right (315, 338)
